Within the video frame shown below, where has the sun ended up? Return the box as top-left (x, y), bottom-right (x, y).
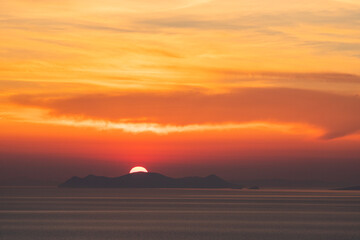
top-left (129, 166), bottom-right (148, 174)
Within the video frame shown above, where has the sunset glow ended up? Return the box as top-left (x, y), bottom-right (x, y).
top-left (1, 0), bottom-right (360, 185)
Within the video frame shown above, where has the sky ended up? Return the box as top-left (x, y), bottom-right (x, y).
top-left (1, 0), bottom-right (360, 185)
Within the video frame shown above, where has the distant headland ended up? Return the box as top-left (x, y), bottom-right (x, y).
top-left (59, 172), bottom-right (241, 189)
top-left (333, 186), bottom-right (360, 190)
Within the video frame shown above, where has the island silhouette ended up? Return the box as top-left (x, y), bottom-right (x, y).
top-left (59, 172), bottom-right (241, 188)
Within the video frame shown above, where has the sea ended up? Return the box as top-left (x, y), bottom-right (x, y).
top-left (1, 187), bottom-right (359, 240)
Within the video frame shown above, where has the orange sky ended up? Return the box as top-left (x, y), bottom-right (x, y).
top-left (1, 0), bottom-right (360, 185)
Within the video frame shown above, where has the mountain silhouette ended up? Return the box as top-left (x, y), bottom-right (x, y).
top-left (59, 172), bottom-right (239, 188)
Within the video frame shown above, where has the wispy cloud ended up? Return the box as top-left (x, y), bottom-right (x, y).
top-left (0, 18), bottom-right (137, 33)
top-left (21, 118), bottom-right (316, 136)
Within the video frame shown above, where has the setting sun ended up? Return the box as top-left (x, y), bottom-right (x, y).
top-left (129, 166), bottom-right (148, 174)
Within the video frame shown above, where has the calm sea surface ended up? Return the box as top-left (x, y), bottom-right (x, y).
top-left (0, 187), bottom-right (359, 240)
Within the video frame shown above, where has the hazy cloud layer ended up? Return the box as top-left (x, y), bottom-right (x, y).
top-left (11, 88), bottom-right (360, 139)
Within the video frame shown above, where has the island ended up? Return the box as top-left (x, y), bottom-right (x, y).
top-left (59, 172), bottom-right (241, 188)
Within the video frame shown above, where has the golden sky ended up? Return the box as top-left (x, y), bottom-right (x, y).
top-left (1, 0), bottom-right (360, 184)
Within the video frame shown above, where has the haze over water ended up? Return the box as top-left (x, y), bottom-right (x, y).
top-left (1, 187), bottom-right (360, 240)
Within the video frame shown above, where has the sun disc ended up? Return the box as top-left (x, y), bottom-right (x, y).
top-left (129, 166), bottom-right (148, 174)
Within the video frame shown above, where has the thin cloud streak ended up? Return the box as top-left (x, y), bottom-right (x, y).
top-left (19, 117), bottom-right (321, 136)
